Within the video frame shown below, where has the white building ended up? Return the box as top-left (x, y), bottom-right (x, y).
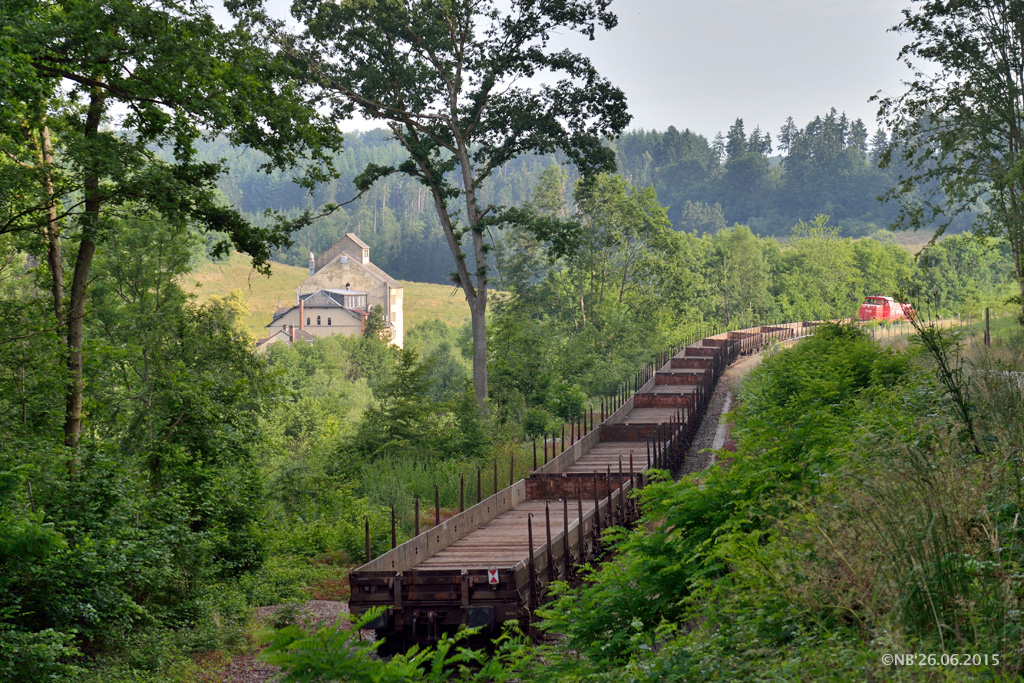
top-left (258, 234), bottom-right (404, 349)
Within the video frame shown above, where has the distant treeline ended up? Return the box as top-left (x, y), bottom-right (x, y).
top-left (195, 109), bottom-right (969, 284)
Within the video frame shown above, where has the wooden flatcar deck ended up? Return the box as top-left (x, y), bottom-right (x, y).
top-left (621, 407), bottom-right (688, 424)
top-left (565, 441), bottom-right (649, 474)
top-left (416, 500), bottom-right (568, 570)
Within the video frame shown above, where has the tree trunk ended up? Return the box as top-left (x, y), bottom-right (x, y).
top-left (456, 140), bottom-right (490, 407)
top-left (64, 236), bottom-right (95, 451)
top-left (1014, 238), bottom-right (1024, 324)
top-left (470, 292), bottom-right (488, 405)
top-left (38, 124), bottom-right (64, 339)
top-left (63, 88), bottom-right (104, 456)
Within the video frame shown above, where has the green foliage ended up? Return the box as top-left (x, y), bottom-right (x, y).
top-left (0, 466), bottom-right (81, 680)
top-left (0, 213), bottom-right (284, 679)
top-left (363, 303), bottom-right (389, 341)
top-left (530, 323), bottom-right (1024, 680)
top-left (537, 324), bottom-right (910, 667)
top-left (353, 347), bottom-right (489, 463)
top-left (407, 319), bottom-right (473, 402)
top-left (260, 608), bottom-right (532, 682)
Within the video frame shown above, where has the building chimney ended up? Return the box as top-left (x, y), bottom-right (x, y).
top-left (289, 324), bottom-right (295, 343)
top-left (299, 299), bottom-right (304, 330)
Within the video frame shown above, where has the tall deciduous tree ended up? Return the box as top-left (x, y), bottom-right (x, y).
top-left (876, 0), bottom-right (1024, 323)
top-left (1, 0), bottom-right (344, 452)
top-left (287, 0), bottom-right (631, 405)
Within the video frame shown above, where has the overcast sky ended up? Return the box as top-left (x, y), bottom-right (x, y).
top-left (253, 0), bottom-right (914, 143)
top-left (564, 0), bottom-right (912, 140)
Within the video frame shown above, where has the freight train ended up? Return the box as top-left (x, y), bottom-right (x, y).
top-left (348, 322), bottom-right (813, 652)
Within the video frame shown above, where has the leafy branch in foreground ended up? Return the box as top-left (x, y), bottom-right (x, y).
top-left (260, 607), bottom-right (532, 682)
top-left (876, 0), bottom-right (1024, 325)
top-left (902, 295), bottom-right (982, 456)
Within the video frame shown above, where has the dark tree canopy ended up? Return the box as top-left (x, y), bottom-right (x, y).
top-left (285, 0), bottom-right (631, 404)
top-left (1, 0), bottom-right (345, 448)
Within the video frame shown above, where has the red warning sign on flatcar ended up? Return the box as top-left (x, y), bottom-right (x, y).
top-left (487, 568), bottom-right (499, 584)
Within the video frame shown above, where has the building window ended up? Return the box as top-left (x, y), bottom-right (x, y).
top-left (363, 249), bottom-right (369, 260)
top-left (390, 312), bottom-right (397, 322)
top-left (306, 317), bottom-right (310, 326)
top-left (391, 293), bottom-right (396, 305)
top-left (327, 317), bottom-right (331, 326)
top-left (316, 315), bottom-right (321, 325)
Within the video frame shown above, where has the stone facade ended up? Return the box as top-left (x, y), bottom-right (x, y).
top-left (269, 302), bottom-right (364, 339)
top-left (261, 233), bottom-right (404, 348)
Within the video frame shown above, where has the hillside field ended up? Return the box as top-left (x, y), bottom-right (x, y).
top-left (184, 252), bottom-right (471, 336)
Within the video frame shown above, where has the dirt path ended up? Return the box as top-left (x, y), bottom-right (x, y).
top-left (679, 352), bottom-right (762, 477)
top-left (217, 600), bottom-right (357, 683)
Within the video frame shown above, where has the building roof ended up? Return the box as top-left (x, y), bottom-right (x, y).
top-left (344, 232), bottom-right (370, 250)
top-left (358, 259), bottom-right (402, 288)
top-left (256, 327), bottom-right (316, 349)
top-left (270, 306), bottom-right (293, 323)
top-left (269, 289), bottom-right (370, 326)
top-left (300, 290), bottom-right (366, 309)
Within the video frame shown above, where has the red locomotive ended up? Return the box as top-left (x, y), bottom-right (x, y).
top-left (858, 295), bottom-right (914, 322)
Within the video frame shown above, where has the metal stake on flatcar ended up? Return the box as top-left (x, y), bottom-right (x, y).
top-left (527, 514), bottom-right (537, 612)
top-left (545, 501), bottom-right (554, 583)
top-left (577, 482), bottom-right (585, 564)
top-left (628, 449), bottom-right (635, 495)
top-left (606, 465), bottom-right (613, 526)
top-left (563, 496), bottom-right (570, 579)
top-left (618, 456), bottom-right (624, 524)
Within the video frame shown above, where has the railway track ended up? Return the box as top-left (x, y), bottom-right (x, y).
top-left (350, 322), bottom-right (814, 652)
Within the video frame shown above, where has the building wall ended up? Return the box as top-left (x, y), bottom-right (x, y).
top-left (268, 306), bottom-right (363, 339)
top-left (314, 234), bottom-right (369, 272)
top-left (389, 285), bottom-right (404, 348)
top-left (296, 258), bottom-right (404, 347)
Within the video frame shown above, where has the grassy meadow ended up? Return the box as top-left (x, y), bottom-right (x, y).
top-left (184, 252), bottom-right (472, 336)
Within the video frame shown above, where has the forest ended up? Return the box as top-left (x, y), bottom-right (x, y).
top-left (205, 111), bottom-right (968, 286)
top-left (3, 0), bottom-right (1024, 680)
